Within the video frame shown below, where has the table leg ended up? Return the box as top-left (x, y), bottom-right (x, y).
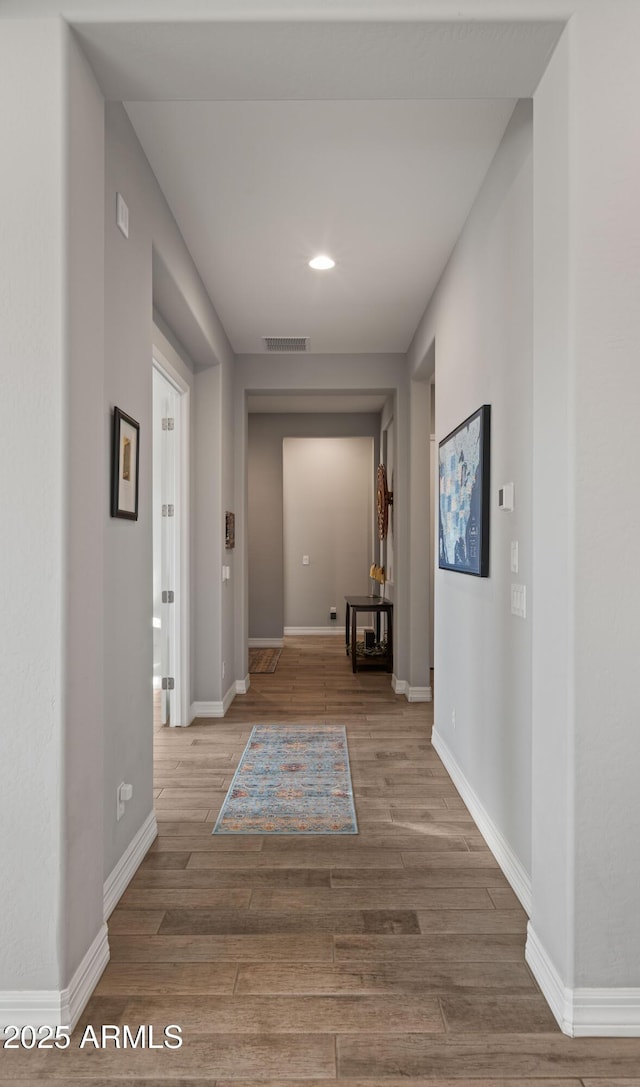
top-left (351, 609), bottom-right (358, 674)
top-left (345, 602), bottom-right (350, 655)
top-left (386, 606), bottom-right (393, 673)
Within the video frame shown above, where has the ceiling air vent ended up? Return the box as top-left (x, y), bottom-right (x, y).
top-left (263, 336), bottom-right (309, 353)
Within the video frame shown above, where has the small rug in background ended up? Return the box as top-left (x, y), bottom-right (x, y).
top-left (213, 725), bottom-right (358, 835)
top-left (248, 647), bottom-right (282, 674)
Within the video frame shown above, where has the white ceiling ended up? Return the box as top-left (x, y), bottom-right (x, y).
top-left (75, 18), bottom-right (562, 102)
top-left (70, 15), bottom-right (562, 359)
top-left (128, 98), bottom-right (516, 355)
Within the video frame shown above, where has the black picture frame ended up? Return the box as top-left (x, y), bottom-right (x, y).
top-left (111, 407), bottom-right (140, 520)
top-left (438, 404), bottom-right (491, 577)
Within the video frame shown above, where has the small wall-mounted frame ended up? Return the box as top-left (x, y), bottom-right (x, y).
top-left (376, 464), bottom-right (393, 540)
top-left (225, 510), bottom-right (235, 550)
top-left (438, 404), bottom-right (491, 577)
top-left (111, 407), bottom-right (140, 520)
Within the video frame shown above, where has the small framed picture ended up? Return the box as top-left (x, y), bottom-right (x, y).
top-left (111, 407), bottom-right (140, 520)
top-left (225, 511), bottom-right (235, 550)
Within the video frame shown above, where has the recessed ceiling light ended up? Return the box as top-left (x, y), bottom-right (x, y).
top-left (309, 255), bottom-right (335, 271)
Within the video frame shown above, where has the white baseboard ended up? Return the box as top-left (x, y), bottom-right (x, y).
top-left (64, 924), bottom-right (110, 1030)
top-left (248, 637), bottom-right (284, 648)
top-left (525, 924), bottom-right (573, 1034)
top-left (572, 989), bottom-right (640, 1036)
top-left (104, 811), bottom-right (158, 920)
top-left (190, 682), bottom-right (236, 722)
top-left (0, 924), bottom-right (109, 1034)
top-left (431, 727), bottom-right (532, 914)
top-left (391, 676), bottom-right (432, 702)
top-left (284, 626), bottom-right (343, 635)
top-left (407, 685), bottom-right (432, 702)
top-left (236, 675), bottom-right (250, 695)
top-left (190, 700), bottom-right (219, 720)
top-left (525, 925), bottom-right (640, 1037)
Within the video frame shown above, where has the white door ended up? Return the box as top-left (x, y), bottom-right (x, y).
top-left (153, 366), bottom-right (181, 726)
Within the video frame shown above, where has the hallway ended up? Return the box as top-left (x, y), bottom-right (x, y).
top-left (4, 638), bottom-right (640, 1080)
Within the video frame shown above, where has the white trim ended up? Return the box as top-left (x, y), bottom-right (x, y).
top-left (0, 990), bottom-right (66, 1036)
top-left (407, 685), bottom-right (433, 702)
top-left (431, 727), bottom-right (532, 914)
top-left (190, 682), bottom-right (237, 721)
top-left (152, 350), bottom-right (191, 728)
top-left (103, 811), bottom-right (158, 920)
top-left (222, 681), bottom-right (237, 713)
top-left (284, 626), bottom-right (343, 635)
top-left (525, 924), bottom-right (574, 1035)
top-left (525, 925), bottom-right (640, 1037)
top-left (392, 676), bottom-right (433, 702)
top-left (248, 637), bottom-right (284, 648)
top-left (572, 989), bottom-right (640, 1036)
top-left (0, 925), bottom-right (109, 1034)
top-left (64, 925), bottom-right (110, 1030)
top-left (191, 701), bottom-right (221, 720)
top-left (236, 675), bottom-right (251, 695)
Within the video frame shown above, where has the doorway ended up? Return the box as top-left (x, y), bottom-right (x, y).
top-left (152, 357), bottom-right (190, 727)
top-left (282, 436), bottom-right (375, 634)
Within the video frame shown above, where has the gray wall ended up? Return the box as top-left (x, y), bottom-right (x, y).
top-left (410, 101), bottom-right (534, 879)
top-left (0, 18), bottom-right (106, 992)
top-left (248, 414), bottom-right (380, 641)
top-left (103, 101), bottom-right (233, 877)
top-left (283, 437), bottom-right (374, 630)
top-left (64, 24), bottom-right (107, 982)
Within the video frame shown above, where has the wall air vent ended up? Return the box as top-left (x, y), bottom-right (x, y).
top-left (263, 337), bottom-right (309, 353)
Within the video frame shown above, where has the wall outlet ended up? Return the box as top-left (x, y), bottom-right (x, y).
top-left (330, 606), bottom-right (337, 621)
top-left (511, 583), bottom-right (527, 619)
top-left (222, 661), bottom-right (226, 679)
top-left (116, 781), bottom-right (133, 821)
top-left (510, 540), bottom-right (519, 573)
top-left (302, 555), bottom-right (310, 565)
top-left (451, 708), bottom-right (456, 729)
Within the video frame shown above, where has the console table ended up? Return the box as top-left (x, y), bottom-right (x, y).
top-left (344, 595), bottom-right (393, 674)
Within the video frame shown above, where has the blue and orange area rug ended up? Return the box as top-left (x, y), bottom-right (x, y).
top-left (212, 725), bottom-right (358, 835)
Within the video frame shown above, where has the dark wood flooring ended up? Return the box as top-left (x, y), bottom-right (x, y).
top-left (2, 636), bottom-right (639, 1083)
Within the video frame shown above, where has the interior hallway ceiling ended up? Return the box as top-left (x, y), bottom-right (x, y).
top-left (71, 16), bottom-right (563, 357)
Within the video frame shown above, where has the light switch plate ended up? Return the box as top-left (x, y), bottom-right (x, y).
top-left (511, 583), bottom-right (526, 618)
top-left (510, 541), bottom-right (519, 573)
top-left (302, 555), bottom-right (310, 565)
top-left (498, 482), bottom-right (515, 511)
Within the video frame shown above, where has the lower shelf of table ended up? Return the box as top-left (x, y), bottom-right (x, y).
top-left (346, 641), bottom-right (393, 672)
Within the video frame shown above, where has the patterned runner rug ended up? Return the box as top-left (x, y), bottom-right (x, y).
top-left (213, 725), bottom-right (358, 834)
top-left (248, 647), bottom-right (282, 673)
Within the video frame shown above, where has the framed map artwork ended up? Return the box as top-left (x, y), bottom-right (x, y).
top-left (438, 404), bottom-right (491, 577)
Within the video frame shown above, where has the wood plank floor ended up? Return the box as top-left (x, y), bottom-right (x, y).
top-left (3, 636), bottom-right (640, 1083)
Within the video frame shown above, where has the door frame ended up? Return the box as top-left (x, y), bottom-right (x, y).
top-left (152, 349), bottom-right (191, 727)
